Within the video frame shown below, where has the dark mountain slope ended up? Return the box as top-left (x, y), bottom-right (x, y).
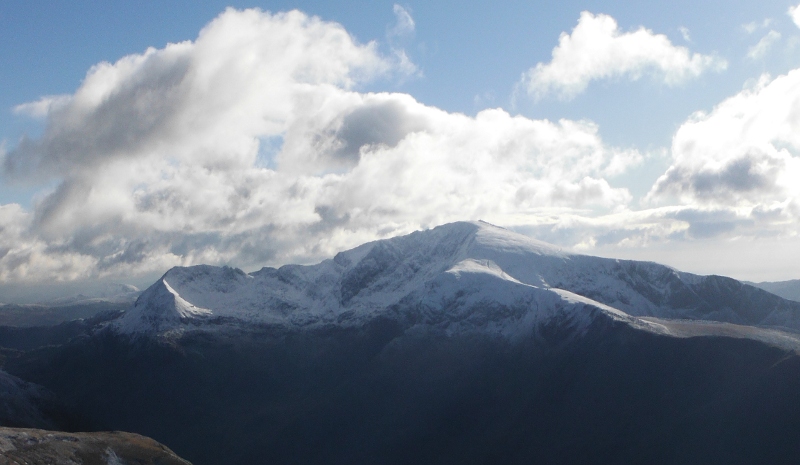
top-left (4, 222), bottom-right (800, 464)
top-left (6, 314), bottom-right (800, 465)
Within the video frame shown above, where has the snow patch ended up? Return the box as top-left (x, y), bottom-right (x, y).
top-left (163, 280), bottom-right (212, 318)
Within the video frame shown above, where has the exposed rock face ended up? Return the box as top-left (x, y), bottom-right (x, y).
top-left (0, 427), bottom-right (191, 465)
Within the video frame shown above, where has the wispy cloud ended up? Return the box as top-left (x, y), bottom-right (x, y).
top-left (742, 18), bottom-right (773, 34)
top-left (388, 4), bottom-right (415, 40)
top-left (386, 5), bottom-right (419, 78)
top-left (747, 30), bottom-right (781, 60)
top-left (678, 26), bottom-right (691, 42)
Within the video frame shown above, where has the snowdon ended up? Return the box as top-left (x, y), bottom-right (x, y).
top-left (120, 220), bottom-right (800, 341)
top-left (8, 221), bottom-right (800, 465)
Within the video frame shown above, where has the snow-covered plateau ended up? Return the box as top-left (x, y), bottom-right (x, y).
top-left (116, 221), bottom-right (800, 344)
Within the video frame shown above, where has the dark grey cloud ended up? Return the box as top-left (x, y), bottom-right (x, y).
top-left (4, 52), bottom-right (192, 180)
top-left (96, 240), bottom-right (150, 270)
top-left (32, 179), bottom-right (91, 233)
top-left (670, 208), bottom-right (750, 238)
top-left (690, 155), bottom-right (780, 197)
top-left (652, 151), bottom-right (784, 202)
top-left (329, 99), bottom-right (429, 163)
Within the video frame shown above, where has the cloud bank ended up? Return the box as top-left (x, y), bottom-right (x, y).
top-left (2, 7), bottom-right (799, 293)
top-left (522, 11), bottom-right (727, 100)
top-left (0, 7), bottom-right (643, 285)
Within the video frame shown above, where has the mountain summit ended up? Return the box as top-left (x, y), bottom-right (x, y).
top-left (117, 221), bottom-right (800, 340)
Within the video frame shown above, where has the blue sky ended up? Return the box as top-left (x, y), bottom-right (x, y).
top-left (2, 1), bottom-right (800, 301)
top-left (4, 1), bottom-right (795, 146)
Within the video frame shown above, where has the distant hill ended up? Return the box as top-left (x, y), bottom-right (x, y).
top-left (0, 301), bottom-right (131, 328)
top-left (750, 279), bottom-right (800, 302)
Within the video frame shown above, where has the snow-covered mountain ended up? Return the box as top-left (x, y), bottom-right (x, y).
top-left (12, 221), bottom-right (800, 465)
top-left (117, 221), bottom-right (800, 337)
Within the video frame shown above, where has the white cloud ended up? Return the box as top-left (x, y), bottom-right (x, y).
top-left (747, 30), bottom-right (781, 60)
top-left (0, 8), bottom-right (641, 285)
top-left (789, 4), bottom-right (800, 29)
top-left (679, 26), bottom-right (691, 42)
top-left (616, 69), bottom-right (800, 278)
top-left (522, 11), bottom-right (727, 100)
top-left (649, 70), bottom-right (800, 216)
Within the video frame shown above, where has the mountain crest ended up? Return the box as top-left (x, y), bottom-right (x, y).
top-left (118, 275), bottom-right (213, 333)
top-left (114, 221), bottom-right (800, 336)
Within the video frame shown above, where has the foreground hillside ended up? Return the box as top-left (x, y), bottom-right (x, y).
top-left (8, 316), bottom-right (800, 464)
top-left (0, 427), bottom-right (191, 464)
top-left (3, 222), bottom-right (800, 464)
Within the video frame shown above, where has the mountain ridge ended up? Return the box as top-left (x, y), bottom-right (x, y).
top-left (116, 221), bottom-right (800, 340)
top-left (6, 221), bottom-right (800, 465)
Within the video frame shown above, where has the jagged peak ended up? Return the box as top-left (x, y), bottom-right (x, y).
top-left (118, 275), bottom-right (213, 333)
